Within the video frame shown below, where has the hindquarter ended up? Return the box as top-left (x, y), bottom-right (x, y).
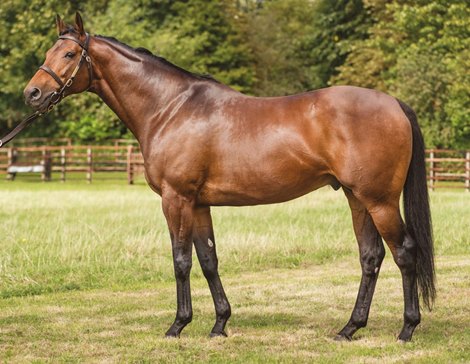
top-left (318, 86), bottom-right (413, 207)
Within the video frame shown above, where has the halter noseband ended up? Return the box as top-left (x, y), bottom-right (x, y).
top-left (38, 32), bottom-right (93, 112)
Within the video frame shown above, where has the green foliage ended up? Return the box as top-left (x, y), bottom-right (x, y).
top-left (155, 1), bottom-right (255, 92)
top-left (243, 0), bottom-right (317, 96)
top-left (60, 114), bottom-right (122, 143)
top-left (303, 0), bottom-right (373, 90)
top-left (0, 0), bottom-right (468, 148)
top-left (333, 0), bottom-right (470, 148)
top-left (0, 0), bottom-right (70, 130)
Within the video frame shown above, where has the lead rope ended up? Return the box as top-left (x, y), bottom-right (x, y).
top-left (0, 112), bottom-right (42, 148)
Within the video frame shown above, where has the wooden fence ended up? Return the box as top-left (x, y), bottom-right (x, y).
top-left (427, 149), bottom-right (470, 191)
top-left (0, 146), bottom-right (469, 189)
top-left (0, 145), bottom-right (144, 184)
top-left (7, 137), bottom-right (72, 147)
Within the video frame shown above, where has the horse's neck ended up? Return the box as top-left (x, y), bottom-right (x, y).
top-left (88, 37), bottom-right (192, 145)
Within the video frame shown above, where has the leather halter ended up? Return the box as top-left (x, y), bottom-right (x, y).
top-left (38, 32), bottom-right (93, 112)
top-left (0, 33), bottom-right (93, 148)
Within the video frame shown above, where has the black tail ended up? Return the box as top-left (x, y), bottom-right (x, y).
top-left (397, 99), bottom-right (436, 310)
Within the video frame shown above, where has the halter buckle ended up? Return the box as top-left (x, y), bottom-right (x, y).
top-left (49, 91), bottom-right (62, 105)
top-left (65, 78), bottom-right (73, 87)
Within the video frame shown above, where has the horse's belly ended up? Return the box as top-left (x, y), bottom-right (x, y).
top-left (197, 166), bottom-right (334, 206)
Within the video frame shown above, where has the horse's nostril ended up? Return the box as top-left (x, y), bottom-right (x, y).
top-left (30, 87), bottom-right (41, 100)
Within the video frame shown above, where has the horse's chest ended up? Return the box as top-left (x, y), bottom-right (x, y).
top-left (141, 152), bottom-right (165, 195)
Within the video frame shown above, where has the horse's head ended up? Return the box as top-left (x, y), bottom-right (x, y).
top-left (24, 12), bottom-right (92, 113)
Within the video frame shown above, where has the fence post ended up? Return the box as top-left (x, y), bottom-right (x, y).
top-left (61, 147), bottom-right (66, 182)
top-left (429, 150), bottom-right (434, 191)
top-left (7, 147), bottom-right (13, 167)
top-left (115, 140), bottom-right (119, 164)
top-left (87, 147), bottom-right (92, 183)
top-left (6, 148), bottom-right (14, 181)
top-left (127, 145), bottom-right (134, 185)
top-left (466, 151), bottom-right (470, 192)
top-left (41, 147), bottom-right (46, 182)
top-left (41, 147), bottom-right (51, 182)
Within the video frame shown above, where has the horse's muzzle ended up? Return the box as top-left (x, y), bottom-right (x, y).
top-left (24, 86), bottom-right (42, 106)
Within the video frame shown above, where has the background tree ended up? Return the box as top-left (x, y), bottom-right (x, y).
top-left (243, 0), bottom-right (317, 96)
top-left (0, 0), bottom-right (468, 148)
top-left (155, 0), bottom-right (254, 93)
top-left (333, 0), bottom-right (470, 148)
top-left (302, 0), bottom-right (373, 90)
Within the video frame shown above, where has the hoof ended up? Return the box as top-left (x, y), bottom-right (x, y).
top-left (397, 332), bottom-right (412, 343)
top-left (334, 334), bottom-right (351, 342)
top-left (165, 329), bottom-right (180, 339)
top-left (165, 333), bottom-right (179, 339)
top-left (397, 337), bottom-right (411, 344)
top-left (210, 331), bottom-right (228, 338)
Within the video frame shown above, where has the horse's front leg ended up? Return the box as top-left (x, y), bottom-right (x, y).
top-left (162, 190), bottom-right (195, 338)
top-left (193, 206), bottom-right (231, 337)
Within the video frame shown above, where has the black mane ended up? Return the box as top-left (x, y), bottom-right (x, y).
top-left (95, 35), bottom-right (220, 83)
top-left (59, 26), bottom-right (80, 36)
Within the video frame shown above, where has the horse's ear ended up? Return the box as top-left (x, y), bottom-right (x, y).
top-left (74, 11), bottom-right (85, 35)
top-left (56, 14), bottom-right (66, 35)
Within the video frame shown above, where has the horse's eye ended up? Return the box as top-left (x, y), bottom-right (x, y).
top-left (65, 52), bottom-right (75, 59)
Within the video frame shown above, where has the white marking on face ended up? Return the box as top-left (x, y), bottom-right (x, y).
top-left (374, 267), bottom-right (379, 274)
top-left (208, 238), bottom-right (214, 248)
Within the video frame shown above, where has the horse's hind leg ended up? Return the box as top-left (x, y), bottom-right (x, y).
top-left (368, 204), bottom-right (421, 342)
top-left (193, 206), bottom-right (231, 337)
top-left (336, 189), bottom-right (385, 341)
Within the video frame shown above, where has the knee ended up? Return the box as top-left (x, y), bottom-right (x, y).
top-left (174, 250), bottom-right (192, 279)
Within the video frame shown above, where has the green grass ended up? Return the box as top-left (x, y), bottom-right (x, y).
top-left (0, 177), bottom-right (469, 362)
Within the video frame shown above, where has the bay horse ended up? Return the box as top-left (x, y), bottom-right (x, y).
top-left (23, 13), bottom-right (434, 342)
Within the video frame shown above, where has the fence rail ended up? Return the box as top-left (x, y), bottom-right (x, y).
top-left (0, 146), bottom-right (469, 189)
top-left (426, 149), bottom-right (470, 191)
top-left (0, 145), bottom-right (144, 184)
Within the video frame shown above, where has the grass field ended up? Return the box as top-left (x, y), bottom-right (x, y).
top-left (0, 176), bottom-right (469, 363)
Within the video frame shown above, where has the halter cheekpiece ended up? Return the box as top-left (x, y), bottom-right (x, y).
top-left (38, 32), bottom-right (93, 112)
